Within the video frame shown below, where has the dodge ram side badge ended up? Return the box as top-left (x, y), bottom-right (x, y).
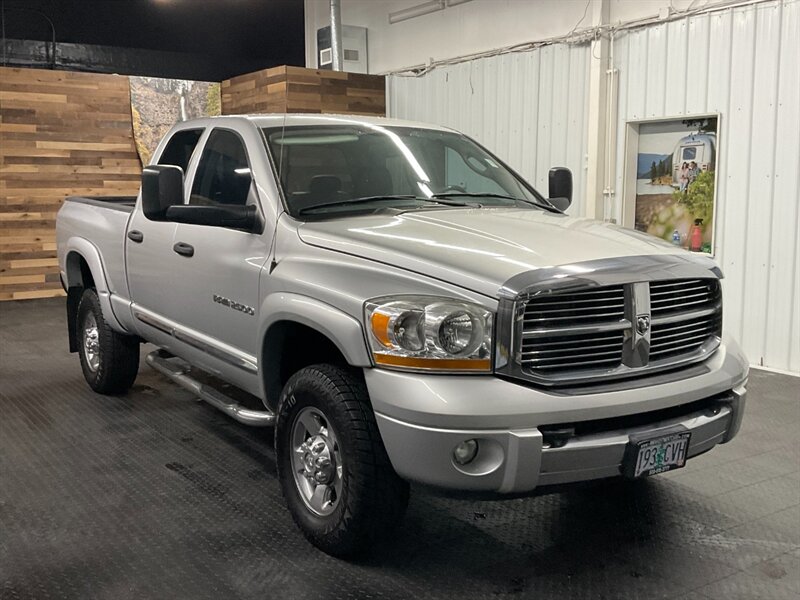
top-left (213, 294), bottom-right (255, 316)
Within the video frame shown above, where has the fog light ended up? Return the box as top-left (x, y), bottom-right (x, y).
top-left (453, 439), bottom-right (479, 465)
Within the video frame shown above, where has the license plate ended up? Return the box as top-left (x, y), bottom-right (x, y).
top-left (623, 430), bottom-right (691, 478)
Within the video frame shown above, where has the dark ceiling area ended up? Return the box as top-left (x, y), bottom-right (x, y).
top-left (0, 0), bottom-right (306, 80)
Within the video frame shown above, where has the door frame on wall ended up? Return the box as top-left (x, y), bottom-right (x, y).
top-left (620, 112), bottom-right (721, 255)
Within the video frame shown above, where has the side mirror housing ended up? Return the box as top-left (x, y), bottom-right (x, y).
top-left (141, 165), bottom-right (184, 220)
top-left (548, 167), bottom-right (572, 212)
top-left (164, 204), bottom-right (260, 233)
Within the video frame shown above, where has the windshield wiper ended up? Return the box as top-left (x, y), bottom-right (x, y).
top-left (431, 192), bottom-right (556, 211)
top-left (298, 195), bottom-right (467, 215)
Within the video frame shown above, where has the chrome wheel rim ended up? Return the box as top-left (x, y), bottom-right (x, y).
top-left (290, 406), bottom-right (343, 516)
top-left (82, 312), bottom-right (100, 372)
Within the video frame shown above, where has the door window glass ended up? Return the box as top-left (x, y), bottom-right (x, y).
top-left (158, 129), bottom-right (203, 173)
top-left (190, 129), bottom-right (252, 206)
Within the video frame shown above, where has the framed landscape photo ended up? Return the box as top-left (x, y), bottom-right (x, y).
top-left (621, 115), bottom-right (719, 255)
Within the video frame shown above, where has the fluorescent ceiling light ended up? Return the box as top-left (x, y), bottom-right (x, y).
top-left (388, 0), bottom-right (445, 24)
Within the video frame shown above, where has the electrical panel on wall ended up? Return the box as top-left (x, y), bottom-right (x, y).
top-left (316, 25), bottom-right (368, 74)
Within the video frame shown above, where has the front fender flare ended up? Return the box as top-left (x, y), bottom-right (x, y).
top-left (258, 293), bottom-right (372, 369)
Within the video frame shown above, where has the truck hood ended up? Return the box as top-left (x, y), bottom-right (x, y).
top-left (297, 208), bottom-right (689, 298)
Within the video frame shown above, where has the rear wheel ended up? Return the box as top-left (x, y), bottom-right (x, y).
top-left (275, 364), bottom-right (409, 558)
top-left (77, 288), bottom-right (139, 394)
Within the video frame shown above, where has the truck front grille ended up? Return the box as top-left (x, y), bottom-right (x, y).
top-left (649, 279), bottom-right (722, 363)
top-left (650, 279), bottom-right (720, 316)
top-left (520, 330), bottom-right (625, 375)
top-left (517, 278), bottom-right (722, 385)
top-left (520, 286), bottom-right (626, 375)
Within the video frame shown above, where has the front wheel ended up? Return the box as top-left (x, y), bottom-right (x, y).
top-left (76, 288), bottom-right (139, 394)
top-left (275, 364), bottom-right (409, 558)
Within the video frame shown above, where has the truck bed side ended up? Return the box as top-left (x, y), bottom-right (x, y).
top-left (56, 196), bottom-right (137, 329)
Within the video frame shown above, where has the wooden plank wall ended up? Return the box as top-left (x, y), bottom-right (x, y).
top-left (0, 65), bottom-right (382, 302)
top-left (221, 66), bottom-right (385, 116)
top-left (0, 67), bottom-right (142, 301)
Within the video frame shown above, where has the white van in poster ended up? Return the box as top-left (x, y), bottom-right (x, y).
top-left (672, 133), bottom-right (716, 187)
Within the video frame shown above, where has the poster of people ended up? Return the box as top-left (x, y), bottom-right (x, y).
top-left (633, 117), bottom-right (718, 254)
top-left (129, 77), bottom-right (222, 166)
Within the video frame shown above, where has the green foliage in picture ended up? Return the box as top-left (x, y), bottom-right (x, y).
top-left (674, 170), bottom-right (714, 224)
top-left (207, 83), bottom-right (222, 116)
top-left (649, 157), bottom-right (672, 183)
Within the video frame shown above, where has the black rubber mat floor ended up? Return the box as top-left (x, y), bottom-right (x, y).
top-left (1, 298), bottom-right (798, 599)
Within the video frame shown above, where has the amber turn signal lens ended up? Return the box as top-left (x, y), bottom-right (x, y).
top-left (373, 354), bottom-right (491, 372)
top-left (370, 311), bottom-right (393, 347)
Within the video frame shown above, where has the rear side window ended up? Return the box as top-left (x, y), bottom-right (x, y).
top-left (158, 129), bottom-right (203, 173)
top-left (190, 129), bottom-right (251, 206)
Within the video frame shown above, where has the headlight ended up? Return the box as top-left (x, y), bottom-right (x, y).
top-left (365, 296), bottom-right (493, 372)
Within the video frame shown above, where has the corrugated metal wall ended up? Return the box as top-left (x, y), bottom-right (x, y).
top-left (387, 44), bottom-right (591, 215)
top-left (612, 0), bottom-right (800, 372)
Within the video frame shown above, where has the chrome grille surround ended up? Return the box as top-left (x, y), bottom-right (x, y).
top-left (495, 254), bottom-right (723, 387)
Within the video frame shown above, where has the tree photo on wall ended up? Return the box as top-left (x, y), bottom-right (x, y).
top-left (129, 77), bottom-right (222, 166)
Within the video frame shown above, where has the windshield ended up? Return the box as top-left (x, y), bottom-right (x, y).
top-left (261, 124), bottom-right (549, 217)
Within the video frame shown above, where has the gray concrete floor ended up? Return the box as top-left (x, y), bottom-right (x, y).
top-left (0, 297), bottom-right (798, 599)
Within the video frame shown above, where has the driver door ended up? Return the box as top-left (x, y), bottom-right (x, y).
top-left (169, 127), bottom-right (271, 380)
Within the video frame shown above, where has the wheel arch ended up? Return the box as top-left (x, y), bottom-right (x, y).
top-left (63, 238), bottom-right (126, 351)
top-left (258, 293), bottom-right (372, 409)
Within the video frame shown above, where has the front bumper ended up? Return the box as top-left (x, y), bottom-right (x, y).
top-left (366, 337), bottom-right (748, 494)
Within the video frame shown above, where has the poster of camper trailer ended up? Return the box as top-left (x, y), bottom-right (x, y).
top-left (634, 117), bottom-right (717, 253)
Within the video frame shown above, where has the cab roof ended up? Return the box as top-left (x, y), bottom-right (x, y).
top-left (246, 113), bottom-right (453, 132)
top-left (175, 113), bottom-right (455, 133)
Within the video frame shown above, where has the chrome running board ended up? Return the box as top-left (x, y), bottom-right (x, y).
top-left (145, 350), bottom-right (275, 427)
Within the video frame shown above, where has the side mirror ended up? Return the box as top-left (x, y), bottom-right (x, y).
top-left (141, 165), bottom-right (184, 220)
top-left (164, 204), bottom-right (260, 232)
top-left (548, 167), bottom-right (572, 212)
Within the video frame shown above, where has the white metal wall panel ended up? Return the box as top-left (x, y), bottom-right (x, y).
top-left (612, 0), bottom-right (800, 372)
top-left (386, 1), bottom-right (797, 373)
top-left (387, 43), bottom-right (591, 216)
top-left (767, 1), bottom-right (800, 371)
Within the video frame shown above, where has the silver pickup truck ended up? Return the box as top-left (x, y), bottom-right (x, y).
top-left (57, 114), bottom-right (749, 557)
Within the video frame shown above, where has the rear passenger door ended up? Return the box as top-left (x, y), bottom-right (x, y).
top-left (169, 127), bottom-right (271, 374)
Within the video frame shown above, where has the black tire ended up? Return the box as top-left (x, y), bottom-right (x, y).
top-left (76, 288), bottom-right (139, 395)
top-left (275, 364), bottom-right (409, 558)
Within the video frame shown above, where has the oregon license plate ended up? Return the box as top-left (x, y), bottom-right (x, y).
top-left (624, 430), bottom-right (691, 478)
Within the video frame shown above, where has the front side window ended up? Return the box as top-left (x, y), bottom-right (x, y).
top-left (263, 125), bottom-right (548, 217)
top-left (190, 129), bottom-right (252, 207)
